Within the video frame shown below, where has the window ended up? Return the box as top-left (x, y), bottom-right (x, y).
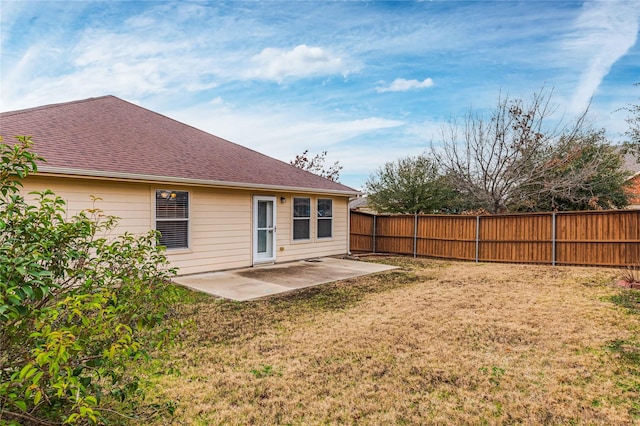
top-left (293, 197), bottom-right (310, 240)
top-left (317, 198), bottom-right (333, 239)
top-left (155, 190), bottom-right (189, 249)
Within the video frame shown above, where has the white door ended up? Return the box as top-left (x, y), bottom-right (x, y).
top-left (253, 196), bottom-right (277, 264)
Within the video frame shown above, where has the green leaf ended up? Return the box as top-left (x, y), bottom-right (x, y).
top-left (32, 371), bottom-right (44, 385)
top-left (33, 286), bottom-right (45, 300)
top-left (7, 294), bottom-right (21, 305)
top-left (22, 285), bottom-right (34, 299)
top-left (14, 400), bottom-right (27, 412)
top-left (20, 364), bottom-right (37, 380)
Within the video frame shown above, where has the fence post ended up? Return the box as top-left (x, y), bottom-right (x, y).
top-left (414, 213), bottom-right (418, 258)
top-left (475, 215), bottom-right (480, 263)
top-left (372, 215), bottom-right (377, 254)
top-left (552, 212), bottom-right (556, 266)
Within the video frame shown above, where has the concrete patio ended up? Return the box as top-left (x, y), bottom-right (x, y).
top-left (171, 257), bottom-right (397, 301)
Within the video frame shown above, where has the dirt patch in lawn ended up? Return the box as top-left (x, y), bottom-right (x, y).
top-left (145, 257), bottom-right (640, 425)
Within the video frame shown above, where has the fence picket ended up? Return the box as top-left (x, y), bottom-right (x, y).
top-left (350, 210), bottom-right (640, 267)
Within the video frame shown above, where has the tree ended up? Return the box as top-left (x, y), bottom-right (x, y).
top-left (364, 154), bottom-right (463, 214)
top-left (433, 89), bottom-right (629, 213)
top-left (623, 83), bottom-right (640, 158)
top-left (0, 136), bottom-right (182, 424)
top-left (290, 150), bottom-right (343, 182)
top-left (518, 131), bottom-right (630, 211)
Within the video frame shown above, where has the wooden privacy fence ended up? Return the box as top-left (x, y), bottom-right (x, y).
top-left (350, 210), bottom-right (640, 267)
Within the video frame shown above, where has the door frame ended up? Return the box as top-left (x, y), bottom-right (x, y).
top-left (252, 195), bottom-right (277, 265)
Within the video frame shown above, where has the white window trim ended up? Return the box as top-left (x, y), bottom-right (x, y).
top-left (154, 189), bottom-right (190, 250)
top-left (253, 195), bottom-right (277, 264)
top-left (317, 198), bottom-right (333, 240)
top-left (292, 196), bottom-right (311, 241)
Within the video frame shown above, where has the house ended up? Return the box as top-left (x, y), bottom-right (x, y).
top-left (0, 96), bottom-right (359, 275)
top-left (622, 150), bottom-right (640, 209)
top-left (349, 195), bottom-right (377, 214)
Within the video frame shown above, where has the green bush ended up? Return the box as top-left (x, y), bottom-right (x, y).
top-left (0, 136), bottom-right (181, 424)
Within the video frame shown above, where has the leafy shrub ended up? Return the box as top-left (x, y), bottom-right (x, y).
top-left (0, 136), bottom-right (181, 424)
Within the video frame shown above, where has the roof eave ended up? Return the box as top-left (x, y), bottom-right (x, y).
top-left (36, 166), bottom-right (361, 196)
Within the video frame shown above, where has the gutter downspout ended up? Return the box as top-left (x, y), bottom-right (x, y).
top-left (347, 207), bottom-right (352, 256)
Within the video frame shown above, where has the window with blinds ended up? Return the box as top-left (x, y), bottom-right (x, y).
top-left (317, 198), bottom-right (333, 238)
top-left (155, 190), bottom-right (189, 249)
top-left (293, 197), bottom-right (311, 240)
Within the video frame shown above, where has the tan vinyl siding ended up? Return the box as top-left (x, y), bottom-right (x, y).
top-left (19, 176), bottom-right (350, 275)
top-left (274, 194), bottom-right (349, 262)
top-left (184, 187), bottom-right (251, 273)
top-left (20, 176), bottom-right (152, 236)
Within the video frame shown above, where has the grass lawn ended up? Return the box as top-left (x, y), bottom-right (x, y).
top-left (145, 257), bottom-right (640, 425)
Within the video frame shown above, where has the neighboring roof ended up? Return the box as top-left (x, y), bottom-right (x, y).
top-left (349, 196), bottom-right (369, 209)
top-left (621, 150), bottom-right (640, 177)
top-left (0, 96), bottom-right (357, 195)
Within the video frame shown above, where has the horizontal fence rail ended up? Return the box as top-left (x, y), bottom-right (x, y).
top-left (349, 210), bottom-right (640, 267)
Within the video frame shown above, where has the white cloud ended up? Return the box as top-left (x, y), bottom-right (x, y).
top-left (404, 119), bottom-right (451, 145)
top-left (165, 102), bottom-right (405, 180)
top-left (377, 78), bottom-right (434, 93)
top-left (565, 1), bottom-right (640, 113)
top-left (3, 1), bottom-right (639, 187)
top-left (170, 104), bottom-right (403, 152)
top-left (245, 44), bottom-right (353, 82)
top-left (1, 28), bottom-right (223, 111)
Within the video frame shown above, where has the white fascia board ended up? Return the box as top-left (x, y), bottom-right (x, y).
top-left (37, 166), bottom-right (362, 197)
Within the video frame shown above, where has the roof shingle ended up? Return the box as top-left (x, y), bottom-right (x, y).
top-left (0, 96), bottom-right (357, 195)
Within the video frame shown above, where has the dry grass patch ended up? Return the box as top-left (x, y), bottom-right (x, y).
top-left (144, 258), bottom-right (640, 425)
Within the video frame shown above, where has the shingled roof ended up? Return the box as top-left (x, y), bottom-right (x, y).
top-left (0, 96), bottom-right (357, 195)
top-left (622, 150), bottom-right (640, 177)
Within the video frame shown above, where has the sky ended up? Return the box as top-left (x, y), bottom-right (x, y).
top-left (1, 1), bottom-right (640, 190)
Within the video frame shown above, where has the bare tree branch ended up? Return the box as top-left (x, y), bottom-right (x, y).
top-left (432, 88), bottom-right (629, 213)
top-left (290, 150), bottom-right (343, 182)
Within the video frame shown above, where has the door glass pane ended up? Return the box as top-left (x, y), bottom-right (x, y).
top-left (258, 229), bottom-right (267, 253)
top-left (258, 201), bottom-right (267, 228)
top-left (255, 198), bottom-right (274, 258)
